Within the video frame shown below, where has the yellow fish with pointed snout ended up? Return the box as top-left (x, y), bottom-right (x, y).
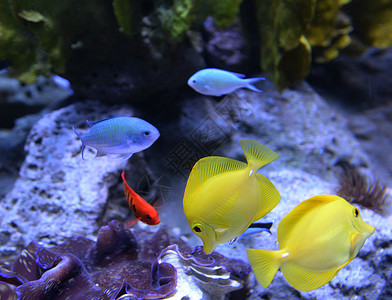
top-left (247, 195), bottom-right (375, 291)
top-left (183, 139), bottom-right (280, 254)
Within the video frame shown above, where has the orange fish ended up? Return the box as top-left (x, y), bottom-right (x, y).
top-left (121, 171), bottom-right (160, 226)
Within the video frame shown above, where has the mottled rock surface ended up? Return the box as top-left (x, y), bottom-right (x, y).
top-left (346, 103), bottom-right (392, 186)
top-left (174, 82), bottom-right (370, 182)
top-left (0, 81), bottom-right (390, 299)
top-left (309, 47), bottom-right (392, 108)
top-left (0, 102), bottom-right (153, 256)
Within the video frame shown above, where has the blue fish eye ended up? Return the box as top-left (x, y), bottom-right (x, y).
top-left (143, 131), bottom-right (150, 136)
top-left (192, 80), bottom-right (196, 83)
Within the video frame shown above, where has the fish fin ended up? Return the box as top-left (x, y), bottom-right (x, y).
top-left (108, 153), bottom-right (133, 160)
top-left (86, 117), bottom-right (115, 127)
top-left (243, 78), bottom-right (265, 93)
top-left (281, 262), bottom-right (340, 291)
top-left (278, 195), bottom-right (340, 249)
top-left (349, 233), bottom-right (363, 257)
top-left (122, 171), bottom-right (136, 201)
top-left (152, 196), bottom-right (165, 209)
top-left (240, 139), bottom-right (279, 172)
top-left (81, 145), bottom-right (87, 160)
top-left (229, 237), bottom-right (238, 245)
top-left (252, 173), bottom-right (280, 222)
top-left (184, 156), bottom-right (247, 202)
top-left (246, 249), bottom-right (281, 288)
top-left (215, 226), bottom-right (229, 234)
top-left (125, 218), bottom-right (139, 228)
top-left (72, 126), bottom-right (87, 160)
top-left (227, 71), bottom-right (246, 78)
top-left (95, 150), bottom-right (106, 157)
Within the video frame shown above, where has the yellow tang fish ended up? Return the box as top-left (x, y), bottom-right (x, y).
top-left (247, 195), bottom-right (375, 291)
top-left (183, 139), bottom-right (280, 254)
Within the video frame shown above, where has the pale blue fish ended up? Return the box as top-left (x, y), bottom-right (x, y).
top-left (73, 117), bottom-right (160, 160)
top-left (187, 68), bottom-right (265, 96)
top-left (52, 75), bottom-right (73, 95)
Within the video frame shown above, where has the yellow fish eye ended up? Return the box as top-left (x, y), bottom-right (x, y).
top-left (353, 207), bottom-right (360, 218)
top-left (192, 224), bottom-right (203, 234)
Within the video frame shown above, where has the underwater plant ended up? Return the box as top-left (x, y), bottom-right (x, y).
top-left (336, 165), bottom-right (391, 215)
top-left (0, 220), bottom-right (250, 299)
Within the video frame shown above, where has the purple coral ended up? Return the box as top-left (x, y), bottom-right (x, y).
top-left (0, 220), bottom-right (177, 300)
top-left (0, 220), bottom-right (251, 300)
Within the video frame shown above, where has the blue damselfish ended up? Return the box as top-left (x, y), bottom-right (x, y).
top-left (73, 117), bottom-right (160, 160)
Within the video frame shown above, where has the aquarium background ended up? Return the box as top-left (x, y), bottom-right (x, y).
top-left (0, 0), bottom-right (391, 299)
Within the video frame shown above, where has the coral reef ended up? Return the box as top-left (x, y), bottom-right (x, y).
top-left (255, 0), bottom-right (315, 90)
top-left (1, 82), bottom-right (373, 256)
top-left (0, 0), bottom-right (117, 84)
top-left (0, 220), bottom-right (249, 299)
top-left (344, 0), bottom-right (392, 49)
top-left (202, 17), bottom-right (250, 71)
top-left (254, 0), bottom-right (392, 89)
top-left (0, 102), bottom-right (135, 256)
top-left (306, 0), bottom-right (352, 63)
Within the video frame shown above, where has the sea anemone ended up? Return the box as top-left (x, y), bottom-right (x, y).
top-left (336, 165), bottom-right (391, 215)
top-left (0, 220), bottom-right (251, 300)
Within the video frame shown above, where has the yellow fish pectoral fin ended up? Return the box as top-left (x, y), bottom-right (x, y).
top-left (183, 156), bottom-right (246, 205)
top-left (246, 248), bottom-right (282, 288)
top-left (349, 233), bottom-right (366, 258)
top-left (281, 262), bottom-right (340, 291)
top-left (252, 173), bottom-right (280, 222)
top-left (240, 139), bottom-right (279, 171)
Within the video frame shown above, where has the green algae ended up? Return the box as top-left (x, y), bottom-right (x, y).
top-left (345, 0), bottom-right (392, 49)
top-left (0, 0), bottom-right (50, 83)
top-left (112, 0), bottom-right (142, 35)
top-left (255, 0), bottom-right (316, 90)
top-left (157, 0), bottom-right (202, 39)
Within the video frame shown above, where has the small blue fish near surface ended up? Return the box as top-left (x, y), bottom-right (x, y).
top-left (52, 75), bottom-right (74, 95)
top-left (73, 117), bottom-right (160, 160)
top-left (187, 68), bottom-right (265, 96)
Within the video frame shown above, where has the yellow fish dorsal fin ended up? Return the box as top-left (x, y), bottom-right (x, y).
top-left (278, 195), bottom-right (340, 249)
top-left (240, 139), bottom-right (279, 171)
top-left (252, 173), bottom-right (280, 222)
top-left (281, 262), bottom-right (340, 291)
top-left (184, 156), bottom-right (247, 202)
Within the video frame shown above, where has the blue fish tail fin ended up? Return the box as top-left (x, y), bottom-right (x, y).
top-left (240, 139), bottom-right (279, 172)
top-left (244, 77), bottom-right (265, 93)
top-left (246, 248), bottom-right (282, 288)
top-left (72, 126), bottom-right (86, 160)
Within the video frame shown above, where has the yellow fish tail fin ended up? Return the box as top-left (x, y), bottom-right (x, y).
top-left (246, 248), bottom-right (281, 288)
top-left (281, 262), bottom-right (339, 291)
top-left (240, 139), bottom-right (279, 171)
top-left (252, 173), bottom-right (280, 221)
